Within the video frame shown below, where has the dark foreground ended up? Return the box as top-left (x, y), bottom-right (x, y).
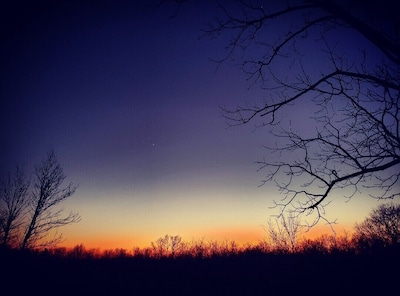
top-left (2, 248), bottom-right (398, 295)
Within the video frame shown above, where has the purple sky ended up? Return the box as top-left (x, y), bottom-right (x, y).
top-left (0, 0), bottom-right (391, 249)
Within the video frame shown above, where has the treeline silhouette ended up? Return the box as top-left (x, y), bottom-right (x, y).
top-left (1, 232), bottom-right (398, 295)
top-left (8, 231), bottom-right (397, 260)
top-left (1, 203), bottom-right (399, 294)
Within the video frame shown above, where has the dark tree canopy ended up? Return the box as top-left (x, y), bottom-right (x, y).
top-left (354, 203), bottom-right (400, 249)
top-left (167, 0), bottom-right (400, 226)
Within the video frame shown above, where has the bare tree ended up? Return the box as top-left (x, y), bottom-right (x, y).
top-left (20, 150), bottom-right (80, 250)
top-left (150, 234), bottom-right (185, 258)
top-left (0, 167), bottom-right (30, 248)
top-left (170, 234), bottom-right (184, 257)
top-left (151, 234), bottom-right (170, 258)
top-left (353, 203), bottom-right (400, 250)
top-left (266, 213), bottom-right (303, 253)
top-left (190, 0), bottom-right (400, 225)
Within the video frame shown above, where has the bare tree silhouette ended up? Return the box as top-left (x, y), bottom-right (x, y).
top-left (266, 213), bottom-right (303, 253)
top-left (0, 167), bottom-right (30, 248)
top-left (189, 0), bottom-right (400, 225)
top-left (151, 234), bottom-right (185, 257)
top-left (20, 150), bottom-right (80, 249)
top-left (354, 203), bottom-right (400, 251)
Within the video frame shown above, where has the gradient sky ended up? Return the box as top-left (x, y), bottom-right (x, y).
top-left (1, 0), bottom-right (392, 250)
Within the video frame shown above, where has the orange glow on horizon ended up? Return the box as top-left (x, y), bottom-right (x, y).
top-left (301, 224), bottom-right (352, 240)
top-left (58, 223), bottom-right (352, 252)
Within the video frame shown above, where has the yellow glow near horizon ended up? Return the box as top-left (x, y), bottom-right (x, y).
top-left (56, 182), bottom-right (388, 251)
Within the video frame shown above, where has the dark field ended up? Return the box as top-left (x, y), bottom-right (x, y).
top-left (2, 248), bottom-right (397, 295)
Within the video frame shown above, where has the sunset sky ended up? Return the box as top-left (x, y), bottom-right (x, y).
top-left (1, 0), bottom-right (394, 250)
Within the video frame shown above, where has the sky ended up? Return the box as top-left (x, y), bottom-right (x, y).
top-left (0, 0), bottom-right (394, 250)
